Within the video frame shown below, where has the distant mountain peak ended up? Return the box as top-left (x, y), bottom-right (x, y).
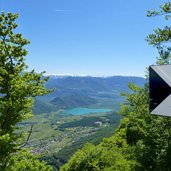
top-left (46, 74), bottom-right (145, 79)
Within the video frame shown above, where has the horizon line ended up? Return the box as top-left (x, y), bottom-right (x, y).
top-left (44, 73), bottom-right (145, 78)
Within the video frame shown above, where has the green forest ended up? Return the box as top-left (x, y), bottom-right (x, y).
top-left (1, 1), bottom-right (171, 171)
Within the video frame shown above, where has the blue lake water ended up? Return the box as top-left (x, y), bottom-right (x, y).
top-left (65, 108), bottom-right (112, 115)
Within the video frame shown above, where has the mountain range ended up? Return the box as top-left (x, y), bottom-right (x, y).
top-left (33, 75), bottom-right (146, 114)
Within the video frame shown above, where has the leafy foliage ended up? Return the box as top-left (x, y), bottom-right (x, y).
top-left (147, 2), bottom-right (171, 65)
top-left (0, 12), bottom-right (52, 170)
top-left (6, 150), bottom-right (52, 171)
top-left (60, 137), bottom-right (135, 171)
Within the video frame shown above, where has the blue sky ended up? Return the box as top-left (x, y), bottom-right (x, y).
top-left (0, 0), bottom-right (167, 77)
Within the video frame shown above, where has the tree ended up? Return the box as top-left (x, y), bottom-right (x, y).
top-left (147, 2), bottom-right (171, 64)
top-left (5, 150), bottom-right (52, 171)
top-left (60, 136), bottom-right (136, 171)
top-left (0, 12), bottom-right (52, 170)
top-left (116, 2), bottom-right (171, 170)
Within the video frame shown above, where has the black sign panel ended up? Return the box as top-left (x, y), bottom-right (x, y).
top-left (149, 65), bottom-right (171, 116)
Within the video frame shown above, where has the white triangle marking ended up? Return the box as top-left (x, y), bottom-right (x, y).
top-left (151, 94), bottom-right (171, 116)
top-left (152, 65), bottom-right (171, 87)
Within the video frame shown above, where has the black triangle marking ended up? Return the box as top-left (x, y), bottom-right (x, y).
top-left (149, 66), bottom-right (171, 112)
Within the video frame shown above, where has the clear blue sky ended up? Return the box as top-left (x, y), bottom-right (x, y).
top-left (0, 0), bottom-right (167, 77)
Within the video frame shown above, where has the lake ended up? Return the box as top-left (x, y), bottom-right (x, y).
top-left (65, 108), bottom-right (112, 115)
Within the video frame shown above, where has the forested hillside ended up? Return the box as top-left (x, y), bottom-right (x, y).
top-left (46, 76), bottom-right (145, 98)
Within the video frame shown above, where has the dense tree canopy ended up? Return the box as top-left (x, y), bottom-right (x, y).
top-left (60, 135), bottom-right (136, 171)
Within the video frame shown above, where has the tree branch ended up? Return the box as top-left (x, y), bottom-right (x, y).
top-left (20, 124), bottom-right (33, 148)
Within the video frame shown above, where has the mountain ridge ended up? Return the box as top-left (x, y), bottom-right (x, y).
top-left (34, 75), bottom-right (146, 114)
top-left (46, 74), bottom-right (145, 78)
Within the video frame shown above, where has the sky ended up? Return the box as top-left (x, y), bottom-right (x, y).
top-left (0, 0), bottom-right (168, 77)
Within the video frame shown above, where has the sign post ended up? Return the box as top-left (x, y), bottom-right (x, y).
top-left (149, 65), bottom-right (171, 116)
